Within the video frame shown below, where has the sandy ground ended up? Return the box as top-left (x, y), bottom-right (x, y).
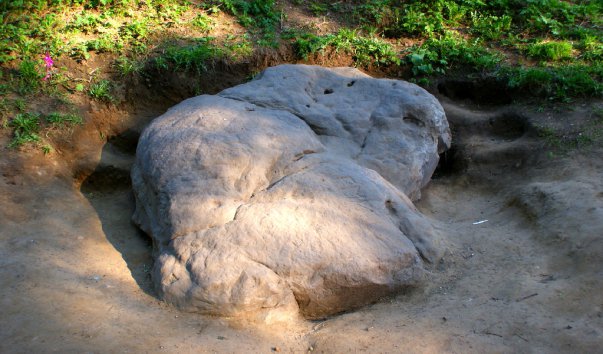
top-left (1, 98), bottom-right (602, 353)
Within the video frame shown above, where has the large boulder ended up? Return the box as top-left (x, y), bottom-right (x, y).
top-left (132, 65), bottom-right (451, 321)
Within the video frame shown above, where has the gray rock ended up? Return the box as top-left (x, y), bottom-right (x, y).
top-left (220, 65), bottom-right (451, 200)
top-left (132, 65), bottom-right (450, 321)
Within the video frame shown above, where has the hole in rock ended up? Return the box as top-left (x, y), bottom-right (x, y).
top-left (488, 113), bottom-right (529, 140)
top-left (324, 88), bottom-right (334, 94)
top-left (438, 79), bottom-right (512, 105)
top-left (81, 164), bottom-right (131, 193)
top-left (403, 115), bottom-right (425, 127)
top-left (347, 81), bottom-right (356, 87)
top-left (432, 145), bottom-right (467, 179)
top-left (385, 200), bottom-right (396, 214)
top-left (107, 128), bottom-right (140, 155)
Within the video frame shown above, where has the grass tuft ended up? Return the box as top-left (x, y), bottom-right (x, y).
top-left (528, 41), bottom-right (574, 61)
top-left (88, 80), bottom-right (114, 102)
top-left (8, 112), bottom-right (41, 148)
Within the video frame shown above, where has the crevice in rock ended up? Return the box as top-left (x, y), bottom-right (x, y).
top-left (403, 114), bottom-right (425, 128)
top-left (385, 200), bottom-right (396, 214)
top-left (488, 112), bottom-right (531, 140)
top-left (432, 145), bottom-right (467, 179)
top-left (438, 78), bottom-right (512, 105)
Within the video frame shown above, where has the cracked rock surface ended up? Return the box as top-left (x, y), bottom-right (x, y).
top-left (131, 64), bottom-right (451, 320)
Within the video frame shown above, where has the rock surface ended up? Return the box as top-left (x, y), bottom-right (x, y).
top-left (131, 64), bottom-right (451, 320)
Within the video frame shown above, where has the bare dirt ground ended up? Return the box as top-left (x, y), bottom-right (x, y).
top-left (1, 83), bottom-right (602, 353)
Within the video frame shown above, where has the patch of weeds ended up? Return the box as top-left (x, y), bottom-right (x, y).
top-left (87, 34), bottom-right (123, 53)
top-left (120, 19), bottom-right (150, 41)
top-left (154, 1), bottom-right (190, 21)
top-left (579, 36), bottom-right (603, 61)
top-left (88, 79), bottom-right (114, 102)
top-left (295, 28), bottom-right (400, 67)
top-left (224, 35), bottom-right (253, 58)
top-left (68, 11), bottom-right (106, 33)
top-left (8, 112), bottom-right (41, 148)
top-left (518, 0), bottom-right (595, 37)
top-left (527, 41), bottom-right (573, 61)
top-left (406, 35), bottom-right (501, 77)
top-left (309, 2), bottom-right (328, 16)
top-left (69, 43), bottom-right (91, 61)
top-left (192, 13), bottom-right (214, 32)
top-left (157, 39), bottom-right (223, 74)
top-left (46, 112), bottom-right (83, 127)
top-left (13, 98), bottom-right (27, 112)
top-left (503, 64), bottom-right (603, 100)
top-left (18, 58), bottom-right (42, 94)
top-left (214, 0), bottom-right (280, 33)
top-left (471, 13), bottom-right (512, 40)
top-left (114, 56), bottom-right (145, 76)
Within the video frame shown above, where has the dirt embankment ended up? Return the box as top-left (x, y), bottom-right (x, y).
top-left (1, 64), bottom-right (602, 353)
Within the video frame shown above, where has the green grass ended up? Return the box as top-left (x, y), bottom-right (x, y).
top-left (114, 56), bottom-right (145, 76)
top-left (0, 0), bottom-right (602, 150)
top-left (8, 112), bottom-right (41, 148)
top-left (192, 14), bottom-right (214, 32)
top-left (18, 59), bottom-right (42, 94)
top-left (406, 34), bottom-right (502, 76)
top-left (528, 41), bottom-right (574, 61)
top-left (503, 64), bottom-right (602, 99)
top-left (5, 111), bottom-right (83, 149)
top-left (156, 39), bottom-right (224, 74)
top-left (295, 28), bottom-right (400, 67)
top-left (46, 112), bottom-right (83, 127)
top-left (214, 0), bottom-right (280, 31)
top-left (88, 80), bottom-right (114, 102)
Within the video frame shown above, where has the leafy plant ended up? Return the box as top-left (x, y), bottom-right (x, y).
top-left (69, 43), bottom-right (91, 61)
top-left (88, 79), bottom-right (114, 102)
top-left (406, 34), bottom-right (501, 76)
top-left (309, 2), bottom-right (328, 16)
top-left (68, 11), bottom-right (105, 33)
top-left (214, 0), bottom-right (280, 32)
top-left (87, 34), bottom-right (123, 53)
top-left (471, 13), bottom-right (512, 40)
top-left (192, 13), bottom-right (214, 32)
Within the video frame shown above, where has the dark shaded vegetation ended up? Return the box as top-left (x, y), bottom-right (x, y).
top-left (0, 0), bottom-right (601, 151)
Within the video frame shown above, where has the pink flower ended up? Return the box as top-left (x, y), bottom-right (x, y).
top-left (43, 53), bottom-right (53, 68)
top-left (42, 52), bottom-right (54, 81)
